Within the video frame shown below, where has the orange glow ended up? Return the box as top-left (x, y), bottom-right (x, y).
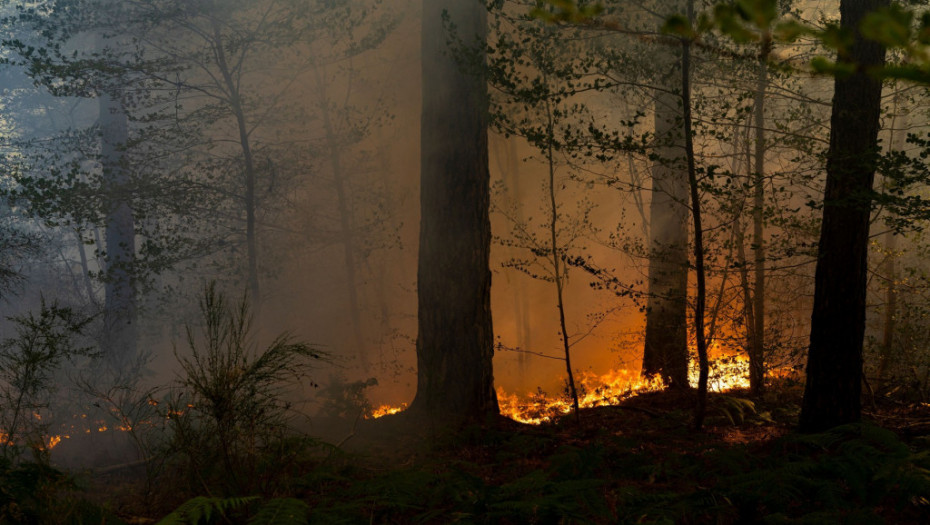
top-left (371, 352), bottom-right (791, 425)
top-left (45, 435), bottom-right (62, 449)
top-left (498, 369), bottom-right (667, 424)
top-left (370, 403), bottom-right (408, 418)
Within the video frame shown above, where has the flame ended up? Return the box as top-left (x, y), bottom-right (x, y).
top-left (371, 353), bottom-right (792, 425)
top-left (371, 403), bottom-right (407, 418)
top-left (498, 369), bottom-right (666, 424)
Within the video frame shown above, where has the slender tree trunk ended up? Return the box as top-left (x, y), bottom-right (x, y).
top-left (410, 0), bottom-right (497, 421)
top-left (504, 139), bottom-right (531, 379)
top-left (75, 229), bottom-right (98, 307)
top-left (877, 92), bottom-right (906, 389)
top-left (373, 141), bottom-right (399, 370)
top-left (543, 98), bottom-right (580, 421)
top-left (877, 228), bottom-right (897, 388)
top-left (750, 44), bottom-right (769, 395)
top-left (212, 22), bottom-right (260, 305)
top-left (678, 18), bottom-right (708, 430)
top-left (736, 214), bottom-right (756, 354)
top-left (643, 1), bottom-right (690, 388)
top-left (317, 69), bottom-right (369, 372)
top-left (800, 0), bottom-right (887, 433)
top-left (98, 35), bottom-right (136, 373)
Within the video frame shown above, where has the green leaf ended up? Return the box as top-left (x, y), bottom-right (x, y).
top-left (714, 5), bottom-right (758, 43)
top-left (663, 14), bottom-right (694, 39)
top-left (736, 0), bottom-right (778, 30)
top-left (773, 20), bottom-right (815, 42)
top-left (861, 5), bottom-right (914, 48)
top-left (810, 56), bottom-right (856, 78)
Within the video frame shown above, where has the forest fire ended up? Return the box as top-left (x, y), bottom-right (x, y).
top-left (370, 354), bottom-right (779, 425)
top-left (371, 403), bottom-right (408, 418)
top-left (496, 370), bottom-right (667, 424)
top-left (0, 430), bottom-right (67, 451)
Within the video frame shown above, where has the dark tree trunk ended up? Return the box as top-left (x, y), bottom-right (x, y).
top-left (212, 21), bottom-right (261, 306)
top-left (800, 0), bottom-right (887, 433)
top-left (642, 24), bottom-right (689, 388)
top-left (542, 97), bottom-right (580, 421)
top-left (749, 46), bottom-right (769, 395)
top-left (410, 0), bottom-right (497, 421)
top-left (99, 37), bottom-right (137, 373)
top-left (676, 4), bottom-right (708, 431)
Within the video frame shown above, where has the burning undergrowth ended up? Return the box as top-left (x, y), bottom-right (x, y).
top-left (370, 353), bottom-right (799, 425)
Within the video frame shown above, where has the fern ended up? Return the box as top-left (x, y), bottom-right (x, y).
top-left (248, 498), bottom-right (309, 525)
top-left (712, 396), bottom-right (757, 426)
top-left (157, 496), bottom-right (258, 525)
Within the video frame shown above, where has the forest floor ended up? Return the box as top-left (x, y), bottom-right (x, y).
top-left (68, 382), bottom-right (930, 523)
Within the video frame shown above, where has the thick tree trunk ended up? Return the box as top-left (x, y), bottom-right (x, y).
top-left (642, 14), bottom-right (689, 388)
top-left (99, 38), bottom-right (137, 373)
top-left (410, 0), bottom-right (497, 421)
top-left (800, 0), bottom-right (887, 433)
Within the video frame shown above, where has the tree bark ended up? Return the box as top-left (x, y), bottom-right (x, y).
top-left (800, 0), bottom-right (887, 433)
top-left (410, 0), bottom-right (497, 421)
top-left (642, 3), bottom-right (690, 388)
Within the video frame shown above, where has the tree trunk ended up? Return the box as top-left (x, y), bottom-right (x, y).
top-left (499, 138), bottom-right (531, 380)
top-left (99, 36), bottom-right (137, 373)
top-left (410, 0), bottom-right (497, 421)
top-left (877, 227), bottom-right (897, 388)
top-left (317, 68), bottom-right (369, 372)
top-left (878, 93), bottom-right (906, 389)
top-left (800, 0), bottom-right (887, 433)
top-left (212, 22), bottom-right (261, 306)
top-left (543, 97), bottom-right (580, 421)
top-left (642, 2), bottom-right (690, 388)
top-left (677, 12), bottom-right (708, 430)
top-left (750, 45), bottom-right (769, 395)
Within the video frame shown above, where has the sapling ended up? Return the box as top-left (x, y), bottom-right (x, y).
top-left (0, 300), bottom-right (94, 461)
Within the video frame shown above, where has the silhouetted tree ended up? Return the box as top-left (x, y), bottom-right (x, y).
top-left (642, 0), bottom-right (690, 389)
top-left (409, 0), bottom-right (498, 420)
top-left (800, 0), bottom-right (888, 433)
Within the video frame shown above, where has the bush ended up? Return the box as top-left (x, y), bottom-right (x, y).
top-left (166, 283), bottom-right (326, 496)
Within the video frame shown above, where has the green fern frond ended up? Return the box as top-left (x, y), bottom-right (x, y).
top-left (712, 396), bottom-right (756, 426)
top-left (157, 495), bottom-right (259, 525)
top-left (248, 498), bottom-right (309, 525)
